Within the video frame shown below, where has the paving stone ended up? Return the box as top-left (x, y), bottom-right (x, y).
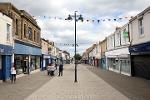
top-left (24, 64), bottom-right (129, 100)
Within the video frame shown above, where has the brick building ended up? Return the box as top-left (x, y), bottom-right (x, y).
top-left (0, 3), bottom-right (41, 74)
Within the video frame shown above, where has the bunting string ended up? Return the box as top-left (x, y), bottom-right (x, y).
top-left (54, 42), bottom-right (96, 47)
top-left (33, 15), bottom-right (134, 23)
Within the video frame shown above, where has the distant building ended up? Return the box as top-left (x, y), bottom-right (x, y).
top-left (93, 43), bottom-right (101, 67)
top-left (61, 50), bottom-right (70, 64)
top-left (41, 38), bottom-right (51, 70)
top-left (88, 44), bottom-right (96, 66)
top-left (100, 38), bottom-right (107, 69)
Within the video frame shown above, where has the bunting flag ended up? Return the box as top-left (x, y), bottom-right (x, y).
top-left (108, 19), bottom-right (111, 21)
top-left (54, 42), bottom-right (95, 46)
top-left (34, 15), bottom-right (134, 24)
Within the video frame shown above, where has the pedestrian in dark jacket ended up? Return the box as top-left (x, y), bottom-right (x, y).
top-left (58, 64), bottom-right (63, 76)
top-left (55, 63), bottom-right (57, 70)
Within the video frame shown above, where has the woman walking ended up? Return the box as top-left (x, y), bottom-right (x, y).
top-left (11, 66), bottom-right (16, 83)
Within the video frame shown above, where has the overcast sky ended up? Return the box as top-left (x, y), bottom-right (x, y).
top-left (1, 0), bottom-right (150, 56)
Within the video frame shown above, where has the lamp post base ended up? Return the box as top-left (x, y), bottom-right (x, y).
top-left (74, 63), bottom-right (77, 83)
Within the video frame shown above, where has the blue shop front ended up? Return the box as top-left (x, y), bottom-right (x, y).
top-left (101, 57), bottom-right (106, 70)
top-left (14, 42), bottom-right (41, 74)
top-left (0, 44), bottom-right (13, 81)
top-left (41, 54), bottom-right (51, 70)
top-left (129, 42), bottom-right (150, 79)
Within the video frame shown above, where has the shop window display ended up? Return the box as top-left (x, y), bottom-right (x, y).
top-left (14, 55), bottom-right (29, 74)
top-left (35, 56), bottom-right (40, 69)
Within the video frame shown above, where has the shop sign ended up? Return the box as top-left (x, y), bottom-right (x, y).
top-left (0, 48), bottom-right (4, 53)
top-left (44, 55), bottom-right (51, 59)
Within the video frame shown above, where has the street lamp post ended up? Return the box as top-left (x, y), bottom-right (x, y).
top-left (66, 11), bottom-right (83, 83)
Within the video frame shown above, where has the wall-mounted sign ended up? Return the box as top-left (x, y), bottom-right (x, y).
top-left (0, 48), bottom-right (4, 53)
top-left (0, 44), bottom-right (13, 55)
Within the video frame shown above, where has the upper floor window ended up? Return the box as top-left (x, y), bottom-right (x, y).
top-left (28, 27), bottom-right (32, 40)
top-left (6, 23), bottom-right (11, 41)
top-left (111, 36), bottom-right (114, 47)
top-left (48, 47), bottom-right (52, 51)
top-left (116, 33), bottom-right (120, 46)
top-left (96, 46), bottom-right (98, 53)
top-left (15, 19), bottom-right (18, 35)
top-left (37, 33), bottom-right (40, 43)
top-left (123, 28), bottom-right (129, 43)
top-left (138, 17), bottom-right (144, 36)
top-left (24, 24), bottom-right (26, 38)
top-left (34, 30), bottom-right (36, 41)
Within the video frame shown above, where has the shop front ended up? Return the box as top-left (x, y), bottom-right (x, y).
top-left (41, 54), bottom-right (51, 70)
top-left (14, 42), bottom-right (41, 74)
top-left (106, 47), bottom-right (131, 76)
top-left (0, 44), bottom-right (13, 81)
top-left (101, 56), bottom-right (107, 70)
top-left (94, 58), bottom-right (99, 67)
top-left (129, 42), bottom-right (150, 79)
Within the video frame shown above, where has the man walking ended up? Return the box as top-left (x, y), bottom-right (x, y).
top-left (58, 63), bottom-right (63, 76)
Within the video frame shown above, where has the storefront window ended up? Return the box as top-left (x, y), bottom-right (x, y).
top-left (108, 58), bottom-right (115, 69)
top-left (15, 55), bottom-right (22, 74)
top-left (15, 55), bottom-right (29, 74)
top-left (120, 59), bottom-right (131, 74)
top-left (35, 56), bottom-right (40, 69)
top-left (31, 56), bottom-right (36, 71)
top-left (115, 59), bottom-right (119, 70)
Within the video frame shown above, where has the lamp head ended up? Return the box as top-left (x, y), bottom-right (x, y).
top-left (67, 15), bottom-right (73, 20)
top-left (78, 15), bottom-right (83, 22)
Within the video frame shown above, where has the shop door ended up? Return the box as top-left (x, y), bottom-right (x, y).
top-left (102, 59), bottom-right (106, 69)
top-left (45, 59), bottom-right (49, 67)
top-left (132, 55), bottom-right (150, 79)
top-left (4, 56), bottom-right (11, 80)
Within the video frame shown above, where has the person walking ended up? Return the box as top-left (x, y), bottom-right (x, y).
top-left (58, 63), bottom-right (63, 76)
top-left (11, 66), bottom-right (16, 83)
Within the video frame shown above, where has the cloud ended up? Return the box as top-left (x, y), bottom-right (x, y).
top-left (1, 0), bottom-right (150, 56)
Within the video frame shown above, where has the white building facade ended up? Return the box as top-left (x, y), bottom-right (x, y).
top-left (105, 25), bottom-right (131, 76)
top-left (0, 12), bottom-right (13, 81)
top-left (129, 6), bottom-right (150, 79)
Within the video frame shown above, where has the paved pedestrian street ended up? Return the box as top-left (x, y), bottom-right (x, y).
top-left (24, 64), bottom-right (129, 100)
top-left (0, 64), bottom-right (150, 100)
